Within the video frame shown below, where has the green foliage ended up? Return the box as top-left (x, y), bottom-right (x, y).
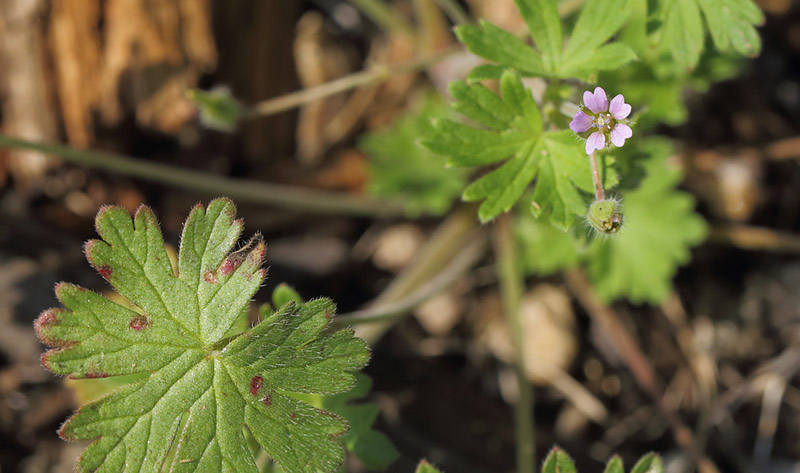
top-left (188, 87), bottom-right (242, 132)
top-left (272, 283), bottom-right (303, 308)
top-left (516, 139), bottom-right (707, 304)
top-left (516, 209), bottom-right (581, 276)
top-left (454, 0), bottom-right (636, 80)
top-left (542, 447), bottom-right (577, 473)
top-left (651, 0), bottom-right (763, 72)
top-left (35, 198), bottom-right (370, 473)
top-left (586, 139), bottom-right (708, 303)
top-left (630, 453), bottom-right (663, 473)
top-left (542, 447), bottom-right (663, 473)
top-left (422, 70), bottom-right (617, 226)
top-left (360, 95), bottom-right (468, 217)
top-left (603, 455), bottom-right (625, 473)
top-left (292, 373), bottom-right (399, 471)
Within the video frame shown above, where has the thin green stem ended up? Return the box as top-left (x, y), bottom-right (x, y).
top-left (243, 46), bottom-right (459, 120)
top-left (433, 0), bottom-right (471, 25)
top-left (493, 214), bottom-right (535, 473)
top-left (347, 0), bottom-right (416, 39)
top-left (0, 134), bottom-right (403, 218)
top-left (589, 151), bottom-right (605, 201)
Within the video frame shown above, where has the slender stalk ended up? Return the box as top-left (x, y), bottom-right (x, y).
top-left (244, 46), bottom-right (459, 120)
top-left (353, 203), bottom-right (480, 343)
top-left (589, 151), bottom-right (605, 201)
top-left (433, 0), bottom-right (471, 25)
top-left (0, 134), bottom-right (404, 218)
top-left (493, 214), bottom-right (535, 473)
top-left (347, 0), bottom-right (416, 39)
top-left (334, 229), bottom-right (487, 326)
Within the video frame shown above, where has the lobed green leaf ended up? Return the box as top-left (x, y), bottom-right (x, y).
top-left (659, 0), bottom-right (704, 72)
top-left (422, 118), bottom-right (530, 167)
top-left (531, 132), bottom-right (619, 230)
top-left (562, 0), bottom-right (632, 69)
top-left (464, 139), bottom-right (543, 223)
top-left (454, 21), bottom-right (545, 75)
top-left (514, 0), bottom-right (562, 72)
top-left (424, 72), bottom-right (617, 225)
top-left (35, 199), bottom-right (371, 473)
top-left (587, 139), bottom-right (707, 303)
top-left (561, 43), bottom-right (638, 79)
top-left (361, 94), bottom-right (468, 216)
top-left (516, 211), bottom-right (581, 276)
top-left (696, 0), bottom-right (763, 58)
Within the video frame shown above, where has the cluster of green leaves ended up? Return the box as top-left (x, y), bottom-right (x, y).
top-left (456, 0), bottom-right (637, 81)
top-left (412, 447), bottom-right (663, 473)
top-left (423, 70), bottom-right (617, 226)
top-left (602, 0), bottom-right (761, 128)
top-left (517, 139), bottom-right (707, 303)
top-left (267, 284), bottom-right (399, 472)
top-left (290, 373), bottom-right (399, 471)
top-left (543, 447), bottom-right (662, 473)
top-left (34, 198), bottom-right (371, 473)
top-left (648, 0), bottom-right (763, 72)
top-left (360, 94), bottom-right (468, 217)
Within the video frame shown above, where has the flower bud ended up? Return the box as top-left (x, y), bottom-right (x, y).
top-left (587, 198), bottom-right (624, 235)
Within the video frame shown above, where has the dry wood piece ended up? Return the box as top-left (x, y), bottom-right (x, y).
top-left (49, 0), bottom-right (217, 141)
top-left (0, 0), bottom-right (59, 188)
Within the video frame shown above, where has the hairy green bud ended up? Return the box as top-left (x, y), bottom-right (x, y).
top-left (587, 198), bottom-right (623, 235)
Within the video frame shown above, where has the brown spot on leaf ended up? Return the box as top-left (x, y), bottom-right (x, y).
top-left (203, 270), bottom-right (218, 284)
top-left (290, 413), bottom-right (297, 420)
top-left (248, 241), bottom-right (266, 264)
top-left (250, 375), bottom-right (264, 396)
top-left (219, 255), bottom-right (243, 276)
top-left (34, 309), bottom-right (63, 344)
top-left (261, 394), bottom-right (272, 406)
top-left (129, 315), bottom-right (150, 331)
top-left (97, 265), bottom-right (112, 280)
top-left (84, 371), bottom-right (109, 379)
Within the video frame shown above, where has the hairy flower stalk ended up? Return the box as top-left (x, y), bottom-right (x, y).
top-left (571, 87), bottom-right (632, 235)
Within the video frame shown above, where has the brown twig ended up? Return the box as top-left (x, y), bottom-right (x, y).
top-left (243, 46), bottom-right (460, 120)
top-left (564, 269), bottom-right (719, 473)
top-left (709, 224), bottom-right (800, 253)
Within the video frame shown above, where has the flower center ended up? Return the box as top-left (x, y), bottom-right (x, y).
top-left (594, 113), bottom-right (613, 132)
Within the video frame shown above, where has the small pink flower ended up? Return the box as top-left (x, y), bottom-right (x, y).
top-left (569, 87), bottom-right (632, 155)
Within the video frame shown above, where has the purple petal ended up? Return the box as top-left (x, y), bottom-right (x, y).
top-left (569, 111), bottom-right (593, 133)
top-left (609, 94), bottom-right (631, 119)
top-left (584, 87), bottom-right (608, 114)
top-left (610, 123), bottom-right (632, 147)
top-left (585, 131), bottom-right (605, 155)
